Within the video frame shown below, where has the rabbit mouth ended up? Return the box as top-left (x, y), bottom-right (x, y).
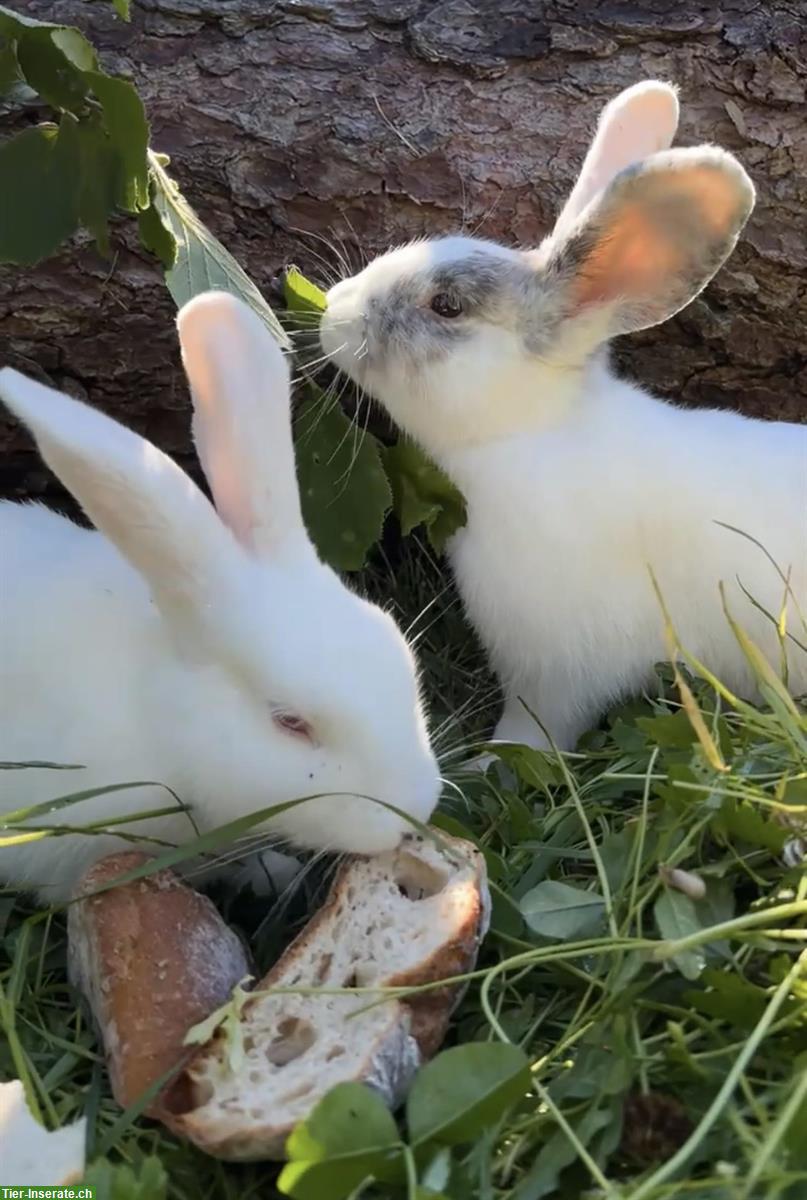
top-left (319, 287), bottom-right (369, 374)
top-left (320, 317), bottom-right (367, 385)
top-left (347, 341), bottom-right (370, 383)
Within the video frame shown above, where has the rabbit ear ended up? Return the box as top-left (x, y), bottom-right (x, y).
top-left (0, 367), bottom-right (237, 631)
top-left (177, 292), bottom-right (307, 562)
top-left (545, 146), bottom-right (755, 342)
top-left (553, 81), bottom-right (680, 241)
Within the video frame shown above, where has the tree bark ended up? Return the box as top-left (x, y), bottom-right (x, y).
top-left (2, 0), bottom-right (806, 501)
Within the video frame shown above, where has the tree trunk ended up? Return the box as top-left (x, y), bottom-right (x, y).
top-left (2, 0), bottom-right (806, 502)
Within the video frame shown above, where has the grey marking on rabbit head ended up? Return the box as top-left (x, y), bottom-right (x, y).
top-left (367, 252), bottom-right (503, 367)
top-left (365, 245), bottom-right (563, 370)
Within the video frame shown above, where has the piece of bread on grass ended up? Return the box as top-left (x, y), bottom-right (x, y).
top-left (160, 831), bottom-right (489, 1160)
top-left (68, 851), bottom-right (250, 1114)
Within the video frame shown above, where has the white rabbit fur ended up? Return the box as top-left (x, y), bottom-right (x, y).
top-left (0, 292), bottom-right (440, 900)
top-left (321, 81), bottom-right (807, 751)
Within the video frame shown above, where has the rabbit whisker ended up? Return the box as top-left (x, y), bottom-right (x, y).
top-left (287, 226), bottom-right (350, 284)
top-left (469, 185), bottom-right (506, 238)
top-left (339, 211), bottom-right (368, 268)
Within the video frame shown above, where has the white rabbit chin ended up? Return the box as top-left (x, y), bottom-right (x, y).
top-left (321, 81), bottom-right (806, 753)
top-left (270, 794), bottom-right (429, 857)
top-left (0, 290), bottom-right (440, 901)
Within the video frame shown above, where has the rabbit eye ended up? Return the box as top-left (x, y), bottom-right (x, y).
top-left (273, 711), bottom-right (313, 741)
top-left (430, 291), bottom-right (463, 318)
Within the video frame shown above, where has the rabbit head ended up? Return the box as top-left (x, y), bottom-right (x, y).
top-left (0, 293), bottom-right (440, 858)
top-left (321, 81), bottom-right (755, 451)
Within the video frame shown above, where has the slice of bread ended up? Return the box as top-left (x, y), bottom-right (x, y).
top-left (160, 831), bottom-right (489, 1160)
top-left (68, 851), bottom-right (251, 1114)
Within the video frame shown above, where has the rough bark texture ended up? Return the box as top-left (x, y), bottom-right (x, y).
top-left (1, 0), bottom-right (806, 502)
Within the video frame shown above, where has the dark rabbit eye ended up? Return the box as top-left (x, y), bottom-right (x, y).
top-left (430, 291), bottom-right (463, 318)
top-left (273, 711), bottom-right (314, 741)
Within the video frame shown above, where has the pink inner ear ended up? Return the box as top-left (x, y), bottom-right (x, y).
top-left (686, 165), bottom-right (746, 234)
top-left (587, 90), bottom-right (680, 201)
top-left (571, 204), bottom-right (682, 309)
top-left (569, 162), bottom-right (747, 314)
top-left (205, 451), bottom-right (259, 552)
top-left (187, 353), bottom-right (259, 554)
top-left (554, 83), bottom-right (679, 239)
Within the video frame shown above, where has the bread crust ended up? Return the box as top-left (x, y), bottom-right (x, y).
top-left (68, 851), bottom-right (250, 1114)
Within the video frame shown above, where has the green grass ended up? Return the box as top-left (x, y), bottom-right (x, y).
top-left (2, 542), bottom-right (807, 1200)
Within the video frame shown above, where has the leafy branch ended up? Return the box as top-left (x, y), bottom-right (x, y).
top-left (0, 4), bottom-right (164, 263)
top-left (0, 2), bottom-right (466, 570)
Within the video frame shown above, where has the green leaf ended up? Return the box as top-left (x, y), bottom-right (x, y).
top-left (550, 1033), bottom-right (633, 1101)
top-left (520, 880), bottom-right (606, 941)
top-left (713, 796), bottom-right (787, 852)
top-left (694, 877), bottom-right (735, 959)
top-left (50, 27), bottom-right (98, 72)
top-left (0, 9), bottom-right (97, 93)
top-left (654, 889), bottom-right (705, 980)
top-left (684, 968), bottom-right (768, 1030)
top-left (637, 709), bottom-right (699, 749)
top-left (110, 0), bottom-right (132, 18)
top-left (491, 743), bottom-right (563, 789)
top-left (150, 156), bottom-right (289, 347)
top-left (75, 115), bottom-right (119, 257)
top-left (781, 777), bottom-right (807, 807)
top-left (83, 1155), bottom-right (167, 1200)
top-left (278, 1083), bottom-right (401, 1200)
top-left (510, 1096), bottom-right (619, 1200)
top-left (0, 11), bottom-right (148, 257)
top-left (382, 439), bottom-right (467, 553)
top-left (85, 70), bottom-right (149, 211)
top-left (295, 385), bottom-right (391, 571)
top-left (0, 37), bottom-right (21, 95)
top-left (137, 199), bottom-right (177, 269)
top-left (599, 824), bottom-right (639, 894)
top-left (0, 6), bottom-right (72, 34)
top-left (284, 265), bottom-right (327, 318)
top-left (406, 1042), bottom-right (530, 1146)
top-left (0, 122), bottom-right (79, 265)
top-left (16, 30), bottom-right (87, 109)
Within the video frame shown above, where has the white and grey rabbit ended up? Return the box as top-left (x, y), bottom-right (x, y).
top-left (321, 80), bottom-right (807, 751)
top-left (0, 291), bottom-right (440, 899)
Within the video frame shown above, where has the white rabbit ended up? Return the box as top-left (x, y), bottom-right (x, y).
top-left (0, 291), bottom-right (440, 900)
top-left (321, 80), bottom-right (807, 752)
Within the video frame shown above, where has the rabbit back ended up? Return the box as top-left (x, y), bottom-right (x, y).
top-left (441, 375), bottom-right (807, 746)
top-left (0, 502), bottom-right (194, 895)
